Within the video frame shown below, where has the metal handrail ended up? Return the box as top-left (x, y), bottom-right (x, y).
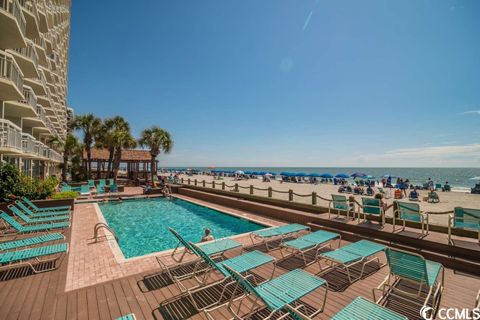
top-left (92, 222), bottom-right (119, 243)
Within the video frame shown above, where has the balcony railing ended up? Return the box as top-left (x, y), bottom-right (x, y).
top-left (0, 0), bottom-right (26, 36)
top-left (13, 40), bottom-right (38, 66)
top-left (0, 119), bottom-right (22, 151)
top-left (20, 85), bottom-right (37, 108)
top-left (0, 50), bottom-right (24, 94)
top-left (21, 132), bottom-right (35, 154)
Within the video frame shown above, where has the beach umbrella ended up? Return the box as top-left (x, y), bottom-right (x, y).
top-left (308, 173), bottom-right (321, 178)
top-left (264, 173), bottom-right (273, 177)
top-left (235, 170), bottom-right (244, 174)
top-left (364, 175), bottom-right (375, 180)
top-left (335, 173), bottom-right (350, 179)
top-left (244, 171), bottom-right (252, 174)
top-left (320, 173), bottom-right (334, 178)
top-left (296, 173), bottom-right (307, 177)
top-left (351, 172), bottom-right (367, 178)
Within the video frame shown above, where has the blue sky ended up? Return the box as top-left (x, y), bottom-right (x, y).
top-left (68, 0), bottom-right (480, 167)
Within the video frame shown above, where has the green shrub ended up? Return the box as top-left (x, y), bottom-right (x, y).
top-left (0, 164), bottom-right (22, 201)
top-left (50, 191), bottom-right (79, 200)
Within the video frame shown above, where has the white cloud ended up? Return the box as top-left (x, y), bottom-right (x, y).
top-left (462, 110), bottom-right (480, 115)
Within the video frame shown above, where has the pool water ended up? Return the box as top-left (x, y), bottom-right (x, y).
top-left (98, 198), bottom-right (264, 258)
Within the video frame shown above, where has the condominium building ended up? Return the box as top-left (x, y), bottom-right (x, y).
top-left (0, 0), bottom-right (71, 178)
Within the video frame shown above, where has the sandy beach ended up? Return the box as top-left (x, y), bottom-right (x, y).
top-left (172, 173), bottom-right (480, 227)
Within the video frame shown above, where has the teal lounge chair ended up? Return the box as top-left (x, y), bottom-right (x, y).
top-left (185, 242), bottom-right (275, 311)
top-left (360, 198), bottom-right (385, 226)
top-left (16, 201), bottom-right (70, 218)
top-left (330, 297), bottom-right (407, 320)
top-left (448, 207), bottom-right (480, 244)
top-left (115, 314), bottom-right (136, 320)
top-left (109, 178), bottom-right (114, 185)
top-left (9, 205), bottom-right (70, 224)
top-left (250, 224), bottom-right (310, 251)
top-left (317, 240), bottom-right (386, 283)
top-left (281, 230), bottom-right (340, 266)
top-left (80, 184), bottom-right (91, 196)
top-left (98, 179), bottom-right (106, 187)
top-left (88, 180), bottom-right (95, 188)
top-left (205, 265), bottom-right (328, 320)
top-left (329, 195), bottom-right (354, 220)
top-left (61, 184), bottom-right (72, 192)
top-left (0, 233), bottom-right (64, 251)
top-left (0, 243), bottom-right (68, 273)
top-left (168, 227), bottom-right (242, 263)
top-left (374, 248), bottom-right (444, 316)
top-left (0, 212), bottom-right (70, 235)
top-left (393, 201), bottom-right (429, 236)
top-left (22, 197), bottom-right (71, 212)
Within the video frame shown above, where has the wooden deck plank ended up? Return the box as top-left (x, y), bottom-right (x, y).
top-left (86, 286), bottom-right (100, 320)
top-left (17, 272), bottom-right (46, 320)
top-left (76, 289), bottom-right (89, 320)
top-left (95, 284), bottom-right (112, 320)
top-left (65, 292), bottom-right (78, 320)
top-left (104, 282), bottom-right (122, 319)
top-left (119, 277), bottom-right (146, 320)
top-left (53, 294), bottom-right (68, 320)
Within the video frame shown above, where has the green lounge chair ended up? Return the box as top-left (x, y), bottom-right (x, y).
top-left (22, 197), bottom-right (71, 212)
top-left (0, 233), bottom-right (64, 251)
top-left (393, 201), bottom-right (429, 236)
top-left (360, 198), bottom-right (385, 226)
top-left (9, 205), bottom-right (70, 224)
top-left (98, 179), bottom-right (106, 187)
top-left (330, 297), bottom-right (407, 320)
top-left (80, 184), bottom-right (91, 196)
top-left (88, 180), bottom-right (95, 188)
top-left (374, 248), bottom-right (444, 316)
top-left (317, 240), bottom-right (386, 283)
top-left (205, 265), bottom-right (328, 320)
top-left (168, 227), bottom-right (242, 263)
top-left (448, 207), bottom-right (480, 244)
top-left (61, 184), bottom-right (72, 192)
top-left (16, 201), bottom-right (70, 218)
top-left (329, 195), bottom-right (354, 220)
top-left (115, 314), bottom-right (136, 320)
top-left (109, 178), bottom-right (114, 185)
top-left (185, 242), bottom-right (275, 311)
top-left (250, 224), bottom-right (310, 251)
top-left (0, 243), bottom-right (68, 273)
top-left (435, 183), bottom-right (442, 191)
top-left (0, 212), bottom-right (70, 235)
top-left (281, 230), bottom-right (340, 266)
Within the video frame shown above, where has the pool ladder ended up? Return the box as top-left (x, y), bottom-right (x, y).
top-left (93, 222), bottom-right (119, 243)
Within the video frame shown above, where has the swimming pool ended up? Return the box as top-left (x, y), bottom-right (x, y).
top-left (98, 198), bottom-right (265, 258)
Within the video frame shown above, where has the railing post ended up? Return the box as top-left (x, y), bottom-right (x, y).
top-left (188, 178), bottom-right (191, 185)
top-left (235, 183), bottom-right (239, 192)
top-left (212, 181), bottom-right (215, 189)
top-left (312, 192), bottom-right (317, 205)
top-left (194, 179), bottom-right (197, 186)
top-left (268, 187), bottom-right (272, 198)
top-left (288, 190), bottom-right (293, 201)
top-left (222, 182), bottom-right (225, 190)
top-left (250, 185), bottom-right (254, 195)
top-left (202, 180), bottom-right (206, 187)
top-left (181, 177), bottom-right (184, 184)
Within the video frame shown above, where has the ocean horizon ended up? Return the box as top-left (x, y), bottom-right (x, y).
top-left (161, 166), bottom-right (480, 190)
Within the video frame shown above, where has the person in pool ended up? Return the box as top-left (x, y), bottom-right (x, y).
top-left (200, 228), bottom-right (214, 242)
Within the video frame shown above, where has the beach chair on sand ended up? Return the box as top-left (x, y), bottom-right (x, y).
top-left (8, 205), bottom-right (70, 224)
top-left (0, 233), bottom-right (64, 251)
top-left (317, 240), bottom-right (386, 283)
top-left (0, 243), bottom-right (68, 274)
top-left (427, 191), bottom-right (439, 203)
top-left (378, 187), bottom-right (391, 199)
top-left (16, 201), bottom-right (70, 218)
top-left (392, 201), bottom-right (429, 237)
top-left (250, 224), bottom-right (310, 251)
top-left (281, 230), bottom-right (341, 266)
top-left (329, 195), bottom-right (354, 220)
top-left (373, 248), bottom-right (444, 317)
top-left (448, 207), bottom-right (480, 244)
top-left (22, 197), bottom-right (71, 213)
top-left (0, 212), bottom-right (69, 236)
top-left (205, 265), bottom-right (328, 320)
top-left (183, 242), bottom-right (275, 311)
top-left (327, 297), bottom-right (407, 320)
top-left (167, 227), bottom-right (242, 263)
top-left (359, 198), bottom-right (385, 227)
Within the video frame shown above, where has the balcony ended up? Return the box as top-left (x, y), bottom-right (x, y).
top-left (17, 0), bottom-right (39, 39)
top-left (0, 119), bottom-right (22, 154)
top-left (21, 132), bottom-right (35, 156)
top-left (0, 0), bottom-right (26, 48)
top-left (3, 85), bottom-right (37, 118)
top-left (7, 40), bottom-right (38, 78)
top-left (0, 50), bottom-right (24, 100)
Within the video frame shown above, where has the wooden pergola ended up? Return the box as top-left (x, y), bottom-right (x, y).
top-left (83, 149), bottom-right (157, 181)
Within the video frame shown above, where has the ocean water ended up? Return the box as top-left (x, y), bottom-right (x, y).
top-left (99, 198), bottom-right (264, 258)
top-left (163, 167), bottom-right (480, 191)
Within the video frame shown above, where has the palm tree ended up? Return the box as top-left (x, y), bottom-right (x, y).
top-left (112, 131), bottom-right (137, 181)
top-left (98, 116), bottom-right (130, 179)
top-left (62, 134), bottom-right (79, 181)
top-left (74, 113), bottom-right (102, 179)
top-left (138, 126), bottom-right (173, 183)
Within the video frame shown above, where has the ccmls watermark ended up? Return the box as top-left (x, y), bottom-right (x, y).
top-left (420, 306), bottom-right (480, 320)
